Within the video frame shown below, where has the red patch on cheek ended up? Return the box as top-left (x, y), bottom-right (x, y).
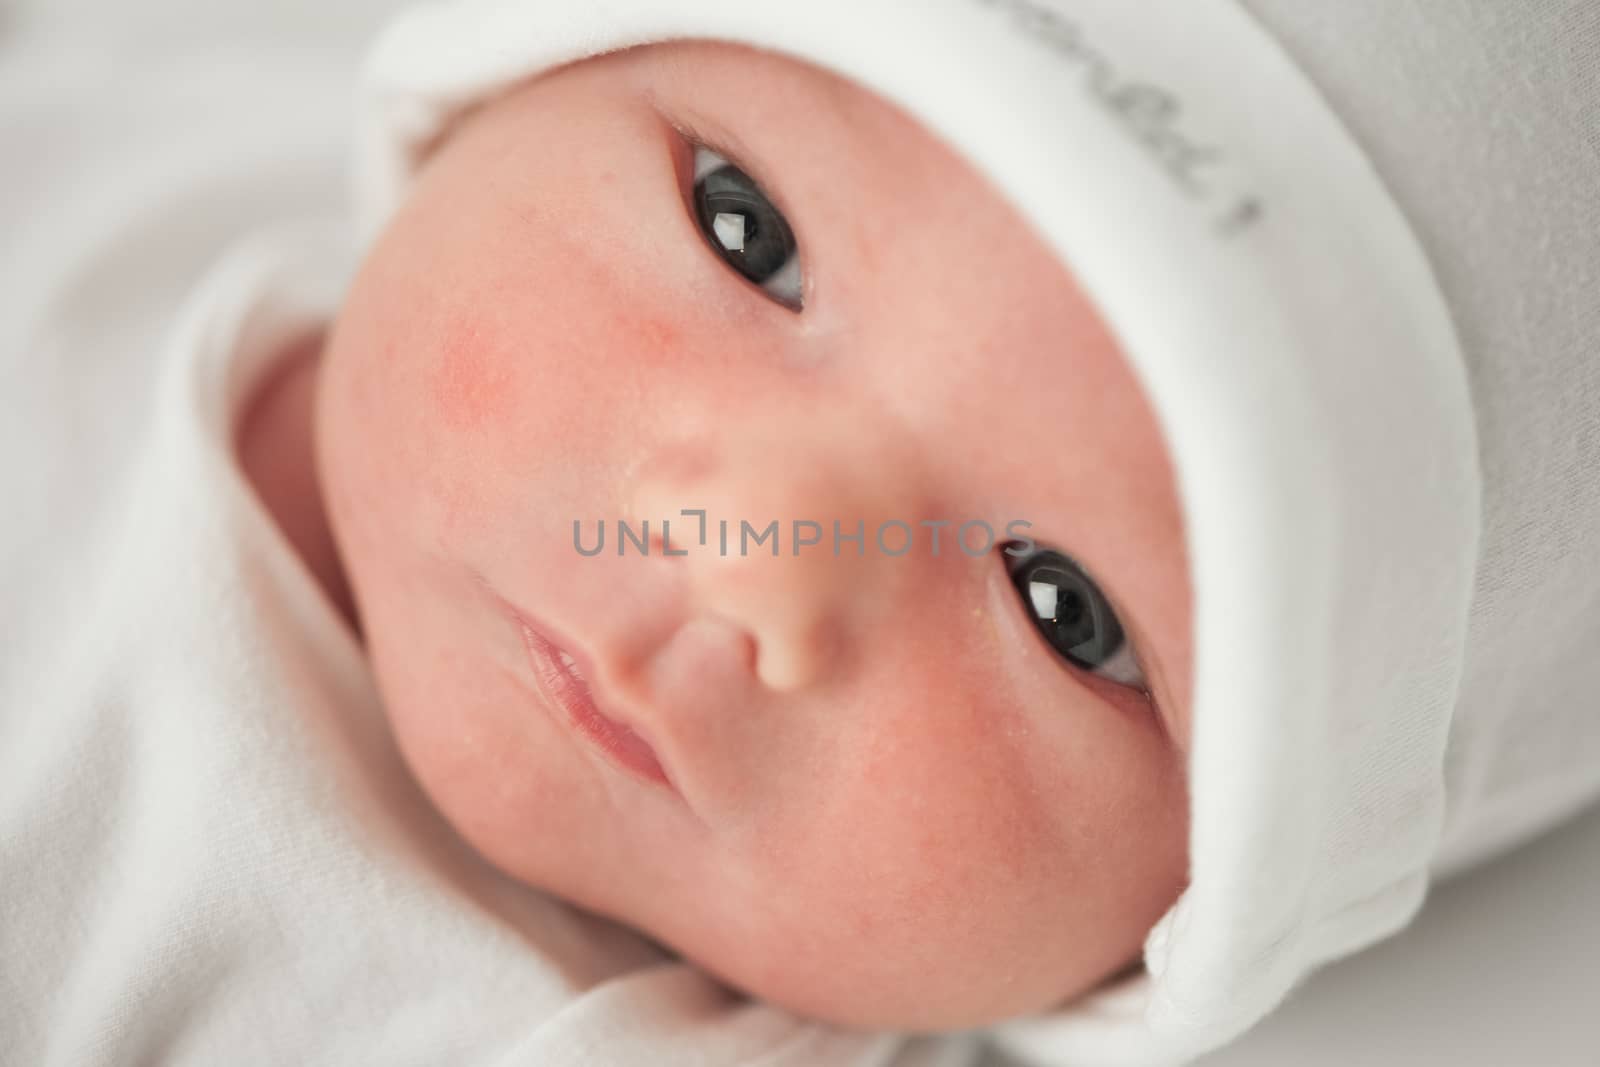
top-left (632, 313), bottom-right (681, 365)
top-left (643, 314), bottom-right (679, 348)
top-left (431, 312), bottom-right (516, 431)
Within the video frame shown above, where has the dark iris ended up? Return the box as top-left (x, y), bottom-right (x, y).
top-left (1006, 546), bottom-right (1127, 672)
top-left (693, 161), bottom-right (800, 307)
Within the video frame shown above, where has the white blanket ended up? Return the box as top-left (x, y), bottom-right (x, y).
top-left (4, 3), bottom-right (1597, 1065)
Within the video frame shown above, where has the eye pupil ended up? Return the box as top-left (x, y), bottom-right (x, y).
top-left (1014, 549), bottom-right (1126, 671)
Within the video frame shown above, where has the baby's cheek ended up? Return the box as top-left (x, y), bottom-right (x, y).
top-left (621, 310), bottom-right (684, 367)
top-left (755, 798), bottom-right (1076, 1025)
top-left (423, 240), bottom-right (657, 432)
top-left (430, 309), bottom-right (518, 433)
top-left (725, 699), bottom-right (1083, 1024)
top-left (413, 225), bottom-right (700, 453)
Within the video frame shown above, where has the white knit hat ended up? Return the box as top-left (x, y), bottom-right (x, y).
top-left (349, 1), bottom-right (1506, 1062)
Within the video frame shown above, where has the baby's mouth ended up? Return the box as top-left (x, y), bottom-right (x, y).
top-left (516, 615), bottom-right (676, 792)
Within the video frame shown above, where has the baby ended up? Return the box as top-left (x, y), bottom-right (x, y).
top-left (247, 36), bottom-right (1195, 1032)
top-left (6, 1), bottom-right (1599, 1065)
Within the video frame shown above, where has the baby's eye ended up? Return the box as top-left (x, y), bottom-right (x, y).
top-left (1003, 542), bottom-right (1148, 692)
top-left (691, 144), bottom-right (804, 312)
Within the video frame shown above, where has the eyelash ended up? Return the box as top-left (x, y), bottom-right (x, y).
top-left (1001, 541), bottom-right (1151, 697)
top-left (682, 139), bottom-right (806, 312)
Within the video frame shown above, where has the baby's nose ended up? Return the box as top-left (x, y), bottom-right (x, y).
top-left (627, 420), bottom-right (926, 692)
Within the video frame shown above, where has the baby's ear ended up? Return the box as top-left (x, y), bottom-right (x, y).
top-left (238, 328), bottom-right (353, 631)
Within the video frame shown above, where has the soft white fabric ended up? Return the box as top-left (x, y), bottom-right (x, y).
top-left (6, 4), bottom-right (1597, 1066)
top-left (352, 1), bottom-right (1600, 1064)
top-left (0, 32), bottom-right (984, 1067)
top-left (1230, 0), bottom-right (1600, 881)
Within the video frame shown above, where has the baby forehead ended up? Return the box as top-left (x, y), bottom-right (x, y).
top-left (553, 38), bottom-right (982, 189)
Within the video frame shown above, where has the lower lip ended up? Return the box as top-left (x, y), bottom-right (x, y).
top-left (516, 618), bottom-right (673, 790)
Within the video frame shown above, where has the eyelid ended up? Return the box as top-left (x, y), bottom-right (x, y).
top-left (1003, 540), bottom-right (1166, 720)
top-left (660, 108), bottom-right (812, 310)
top-left (662, 110), bottom-right (764, 192)
top-left (1108, 594), bottom-right (1179, 743)
top-left (670, 117), bottom-right (793, 223)
top-left (1081, 567), bottom-right (1178, 739)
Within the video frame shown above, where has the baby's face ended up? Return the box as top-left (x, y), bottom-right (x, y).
top-left (317, 40), bottom-right (1192, 1030)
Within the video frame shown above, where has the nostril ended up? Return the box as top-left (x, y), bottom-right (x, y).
top-left (624, 510), bottom-right (702, 558)
top-left (729, 618), bottom-right (760, 676)
top-left (646, 523), bottom-right (685, 557)
top-left (749, 614), bottom-right (840, 693)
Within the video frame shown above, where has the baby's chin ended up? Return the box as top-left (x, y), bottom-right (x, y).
top-left (386, 670), bottom-right (1165, 1034)
top-left (485, 811), bottom-right (1154, 1033)
top-left (581, 884), bottom-right (1139, 1032)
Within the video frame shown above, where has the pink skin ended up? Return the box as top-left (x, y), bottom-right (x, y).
top-left (239, 41), bottom-right (1194, 1031)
